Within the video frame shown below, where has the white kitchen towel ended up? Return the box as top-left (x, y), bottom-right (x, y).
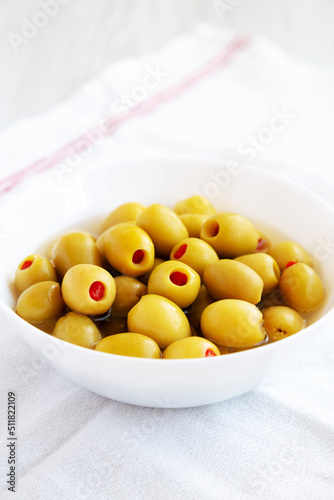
top-left (0, 23), bottom-right (334, 500)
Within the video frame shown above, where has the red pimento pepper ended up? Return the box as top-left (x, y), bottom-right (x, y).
top-left (173, 244), bottom-right (187, 260)
top-left (89, 281), bottom-right (105, 301)
top-left (132, 249), bottom-right (144, 264)
top-left (21, 260), bottom-right (33, 270)
top-left (170, 271), bottom-right (187, 286)
top-left (205, 348), bottom-right (217, 357)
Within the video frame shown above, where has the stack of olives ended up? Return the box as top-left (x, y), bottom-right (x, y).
top-left (14, 195), bottom-right (325, 359)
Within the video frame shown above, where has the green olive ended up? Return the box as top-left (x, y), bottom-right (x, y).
top-left (174, 195), bottom-right (216, 216)
top-left (162, 336), bottom-right (220, 359)
top-left (170, 237), bottom-right (218, 279)
top-left (53, 312), bottom-right (102, 348)
top-left (203, 259), bottom-right (263, 304)
top-left (52, 231), bottom-right (102, 278)
top-left (127, 294), bottom-right (191, 349)
top-left (201, 299), bottom-right (265, 348)
top-left (96, 223), bottom-right (155, 277)
top-left (187, 285), bottom-right (215, 329)
top-left (16, 281), bottom-right (65, 324)
top-left (15, 254), bottom-right (58, 294)
top-left (268, 241), bottom-right (313, 271)
top-left (101, 202), bottom-right (146, 232)
top-left (61, 264), bottom-right (116, 315)
top-left (136, 204), bottom-right (188, 257)
top-left (262, 306), bottom-right (305, 342)
top-left (200, 213), bottom-right (258, 258)
top-left (111, 276), bottom-right (147, 317)
top-left (148, 260), bottom-right (201, 309)
top-left (179, 214), bottom-right (209, 238)
top-left (234, 253), bottom-right (280, 294)
top-left (95, 333), bottom-right (161, 358)
top-left (279, 263), bottom-right (324, 312)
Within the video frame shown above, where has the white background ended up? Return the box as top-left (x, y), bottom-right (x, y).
top-left (1, 0), bottom-right (334, 130)
top-left (1, 3), bottom-right (334, 500)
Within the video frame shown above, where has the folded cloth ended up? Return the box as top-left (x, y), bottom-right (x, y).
top-left (0, 23), bottom-right (334, 500)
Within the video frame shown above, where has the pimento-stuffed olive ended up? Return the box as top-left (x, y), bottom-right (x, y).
top-left (15, 254), bottom-right (57, 294)
top-left (162, 336), bottom-right (220, 359)
top-left (61, 264), bottom-right (116, 315)
top-left (97, 223), bottom-right (154, 277)
top-left (200, 213), bottom-right (258, 258)
top-left (147, 261), bottom-right (201, 309)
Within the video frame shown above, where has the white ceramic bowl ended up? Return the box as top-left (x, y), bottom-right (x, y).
top-left (1, 159), bottom-right (334, 408)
